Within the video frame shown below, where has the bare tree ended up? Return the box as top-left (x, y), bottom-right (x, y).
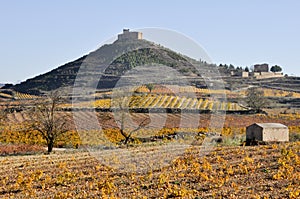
top-left (118, 111), bottom-right (149, 145)
top-left (245, 88), bottom-right (268, 112)
top-left (112, 96), bottom-right (149, 145)
top-left (30, 91), bottom-right (70, 153)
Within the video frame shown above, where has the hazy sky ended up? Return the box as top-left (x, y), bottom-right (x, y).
top-left (1, 0), bottom-right (300, 83)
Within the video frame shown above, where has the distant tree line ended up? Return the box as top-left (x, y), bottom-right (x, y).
top-left (218, 64), bottom-right (248, 75)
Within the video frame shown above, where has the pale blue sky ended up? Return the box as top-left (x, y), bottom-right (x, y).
top-left (1, 0), bottom-right (300, 83)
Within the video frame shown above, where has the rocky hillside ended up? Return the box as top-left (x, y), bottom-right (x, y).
top-left (12, 38), bottom-right (218, 95)
top-left (12, 56), bottom-right (86, 95)
top-left (12, 35), bottom-right (297, 97)
top-left (220, 75), bottom-right (300, 91)
top-left (253, 76), bottom-right (300, 92)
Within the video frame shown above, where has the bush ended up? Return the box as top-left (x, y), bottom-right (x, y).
top-left (289, 133), bottom-right (300, 142)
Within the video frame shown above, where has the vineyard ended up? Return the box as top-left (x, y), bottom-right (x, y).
top-left (2, 111), bottom-right (300, 148)
top-left (1, 88), bottom-right (300, 198)
top-left (95, 85), bottom-right (300, 98)
top-left (1, 13), bottom-right (300, 198)
top-left (0, 142), bottom-right (299, 198)
top-left (237, 88), bottom-right (300, 98)
top-left (93, 94), bottom-right (247, 111)
top-left (132, 85), bottom-right (232, 95)
top-left (13, 92), bottom-right (38, 100)
top-left (0, 122), bottom-right (81, 152)
top-left (0, 91), bottom-right (38, 101)
top-left (0, 92), bottom-right (12, 99)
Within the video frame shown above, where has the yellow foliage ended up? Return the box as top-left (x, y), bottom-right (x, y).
top-left (74, 94), bottom-right (247, 111)
top-left (93, 99), bottom-right (111, 108)
top-left (0, 123), bottom-right (81, 148)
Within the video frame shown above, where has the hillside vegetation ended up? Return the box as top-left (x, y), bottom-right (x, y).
top-left (11, 39), bottom-right (217, 95)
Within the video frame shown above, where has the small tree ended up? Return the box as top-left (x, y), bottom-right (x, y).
top-left (270, 65), bottom-right (282, 72)
top-left (229, 64), bottom-right (235, 70)
top-left (245, 66), bottom-right (249, 72)
top-left (118, 110), bottom-right (149, 144)
top-left (145, 83), bottom-right (155, 93)
top-left (245, 88), bottom-right (268, 112)
top-left (30, 91), bottom-right (70, 153)
top-left (112, 95), bottom-right (149, 145)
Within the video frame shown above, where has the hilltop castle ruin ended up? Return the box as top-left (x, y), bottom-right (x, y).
top-left (118, 29), bottom-right (143, 41)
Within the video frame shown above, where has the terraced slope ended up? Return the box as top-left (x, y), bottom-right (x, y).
top-left (12, 38), bottom-right (217, 95)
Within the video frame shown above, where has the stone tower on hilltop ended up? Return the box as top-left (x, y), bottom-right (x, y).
top-left (254, 63), bottom-right (269, 72)
top-left (117, 29), bottom-right (143, 41)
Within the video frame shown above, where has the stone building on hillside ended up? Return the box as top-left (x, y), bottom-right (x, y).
top-left (254, 64), bottom-right (269, 73)
top-left (230, 63), bottom-right (283, 79)
top-left (246, 123), bottom-right (289, 143)
top-left (253, 72), bottom-right (284, 79)
top-left (118, 29), bottom-right (143, 41)
top-left (252, 63), bottom-right (283, 79)
top-left (231, 71), bottom-right (249, 77)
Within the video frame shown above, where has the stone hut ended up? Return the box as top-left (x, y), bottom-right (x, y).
top-left (231, 71), bottom-right (249, 78)
top-left (246, 123), bottom-right (289, 142)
